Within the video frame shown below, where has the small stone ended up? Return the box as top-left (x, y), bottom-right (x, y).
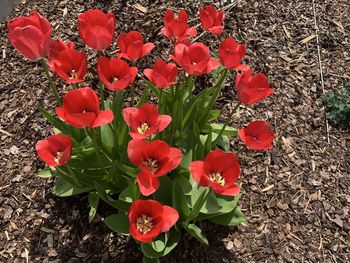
top-left (233, 238), bottom-right (243, 249)
top-left (225, 241), bottom-right (234, 250)
top-left (23, 166), bottom-right (32, 172)
top-left (10, 145), bottom-right (19, 155)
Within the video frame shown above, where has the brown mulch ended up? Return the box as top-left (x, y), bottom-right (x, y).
top-left (1, 0), bottom-right (349, 262)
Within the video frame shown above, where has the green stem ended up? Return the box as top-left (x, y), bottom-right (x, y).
top-left (213, 102), bottom-right (241, 144)
top-left (98, 81), bottom-right (105, 109)
top-left (88, 128), bottom-right (109, 175)
top-left (130, 83), bottom-right (136, 106)
top-left (40, 59), bottom-right (61, 105)
top-left (65, 164), bottom-right (81, 187)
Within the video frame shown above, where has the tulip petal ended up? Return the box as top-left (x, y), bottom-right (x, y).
top-left (92, 110), bottom-right (114, 128)
top-left (137, 172), bottom-right (160, 196)
top-left (189, 161), bottom-right (210, 187)
top-left (161, 206), bottom-right (179, 232)
top-left (213, 184), bottom-right (240, 196)
top-left (142, 43), bottom-right (155, 57)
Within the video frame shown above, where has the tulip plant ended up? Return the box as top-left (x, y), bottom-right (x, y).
top-left (8, 5), bottom-right (275, 262)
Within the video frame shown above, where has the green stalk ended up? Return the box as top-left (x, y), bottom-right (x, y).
top-left (88, 128), bottom-right (109, 175)
top-left (98, 81), bottom-right (105, 109)
top-left (213, 102), bottom-right (241, 144)
top-left (129, 83), bottom-right (136, 106)
top-left (65, 164), bottom-right (81, 187)
top-left (40, 59), bottom-right (61, 104)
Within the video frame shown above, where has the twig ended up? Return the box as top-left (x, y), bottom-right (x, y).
top-left (311, 0), bottom-right (330, 144)
top-left (0, 128), bottom-right (13, 137)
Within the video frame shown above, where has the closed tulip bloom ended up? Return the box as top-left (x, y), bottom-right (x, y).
top-left (123, 103), bottom-right (172, 139)
top-left (235, 68), bottom-right (275, 105)
top-left (56, 87), bottom-right (114, 128)
top-left (128, 199), bottom-right (179, 243)
top-left (48, 47), bottom-right (87, 83)
top-left (7, 12), bottom-right (52, 61)
top-left (35, 134), bottom-right (72, 167)
top-left (128, 139), bottom-right (182, 196)
top-left (200, 5), bottom-right (225, 35)
top-left (78, 9), bottom-right (116, 50)
top-left (144, 60), bottom-right (178, 88)
top-left (48, 39), bottom-right (75, 60)
top-left (238, 121), bottom-right (274, 150)
top-left (189, 150), bottom-right (241, 196)
top-left (170, 42), bottom-right (220, 76)
top-left (161, 9), bottom-right (197, 43)
top-left (97, 56), bottom-right (138, 91)
top-left (219, 38), bottom-right (246, 70)
top-left (117, 31), bottom-right (155, 61)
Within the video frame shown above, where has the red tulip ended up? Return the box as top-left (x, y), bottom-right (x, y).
top-left (200, 5), bottom-right (225, 35)
top-left (48, 39), bottom-right (75, 60)
top-left (7, 12), bottom-right (52, 61)
top-left (123, 103), bottom-right (172, 140)
top-left (78, 9), bottom-right (116, 50)
top-left (144, 60), bottom-right (178, 88)
top-left (117, 31), bottom-right (155, 61)
top-left (128, 140), bottom-right (182, 196)
top-left (35, 134), bottom-right (72, 166)
top-left (128, 199), bottom-right (179, 243)
top-left (170, 42), bottom-right (220, 76)
top-left (161, 9), bottom-right (197, 44)
top-left (219, 38), bottom-right (246, 70)
top-left (235, 68), bottom-right (275, 105)
top-left (238, 121), bottom-right (274, 150)
top-left (48, 46), bottom-right (87, 83)
top-left (97, 56), bottom-right (138, 91)
top-left (56, 87), bottom-right (113, 128)
top-left (189, 150), bottom-right (240, 196)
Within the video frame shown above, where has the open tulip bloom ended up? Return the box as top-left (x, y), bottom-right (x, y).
top-left (9, 6), bottom-right (277, 262)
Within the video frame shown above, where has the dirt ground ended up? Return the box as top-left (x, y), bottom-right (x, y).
top-left (0, 0), bottom-right (349, 262)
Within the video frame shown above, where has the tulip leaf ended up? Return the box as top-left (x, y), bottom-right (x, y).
top-left (39, 108), bottom-right (73, 137)
top-left (154, 176), bottom-right (173, 205)
top-left (94, 182), bottom-right (131, 212)
top-left (52, 176), bottom-right (91, 197)
top-left (104, 213), bottom-right (130, 235)
top-left (137, 87), bottom-right (150, 107)
top-left (188, 187), bottom-right (210, 221)
top-left (174, 173), bottom-right (193, 195)
top-left (208, 110), bottom-right (221, 121)
top-left (172, 180), bottom-right (190, 221)
top-left (100, 123), bottom-right (115, 151)
top-left (204, 123), bottom-right (238, 137)
top-left (140, 229), bottom-right (180, 258)
top-left (151, 234), bottom-right (166, 252)
top-left (209, 206), bottom-right (247, 226)
top-left (36, 169), bottom-right (54, 178)
top-left (88, 192), bottom-right (99, 223)
top-left (181, 223), bottom-right (209, 246)
top-left (179, 150), bottom-right (192, 169)
top-left (119, 186), bottom-right (133, 203)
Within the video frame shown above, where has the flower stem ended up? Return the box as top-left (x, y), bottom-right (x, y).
top-left (40, 59), bottom-right (61, 105)
top-left (129, 83), bottom-right (136, 106)
top-left (65, 164), bottom-right (81, 187)
top-left (213, 102), bottom-right (241, 144)
top-left (88, 128), bottom-right (109, 175)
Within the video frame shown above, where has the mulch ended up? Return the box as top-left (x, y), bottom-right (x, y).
top-left (0, 0), bottom-right (349, 262)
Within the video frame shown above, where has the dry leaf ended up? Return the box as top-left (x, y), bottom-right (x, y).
top-left (300, 35), bottom-right (316, 44)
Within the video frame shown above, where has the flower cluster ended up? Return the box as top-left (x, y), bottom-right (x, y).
top-left (8, 4), bottom-right (275, 260)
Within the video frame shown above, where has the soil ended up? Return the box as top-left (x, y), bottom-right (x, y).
top-left (1, 0), bottom-right (349, 262)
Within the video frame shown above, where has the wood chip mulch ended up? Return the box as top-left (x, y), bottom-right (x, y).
top-left (0, 0), bottom-right (349, 262)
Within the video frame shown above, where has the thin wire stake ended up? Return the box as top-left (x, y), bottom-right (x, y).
top-left (311, 0), bottom-right (330, 144)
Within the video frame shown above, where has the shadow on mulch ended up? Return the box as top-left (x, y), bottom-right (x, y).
top-left (27, 191), bottom-right (237, 263)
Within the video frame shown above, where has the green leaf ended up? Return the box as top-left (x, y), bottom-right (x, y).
top-left (208, 110), bottom-right (221, 121)
top-left (94, 182), bottom-right (131, 212)
top-left (180, 150), bottom-right (192, 169)
top-left (39, 107), bottom-right (71, 134)
top-left (137, 87), bottom-right (150, 107)
top-left (88, 192), bottom-right (99, 223)
top-left (181, 223), bottom-right (208, 245)
top-left (140, 229), bottom-right (180, 258)
top-left (151, 234), bottom-right (166, 252)
top-left (204, 123), bottom-right (238, 137)
top-left (154, 176), bottom-right (173, 205)
top-left (36, 169), bottom-right (54, 178)
top-left (52, 176), bottom-right (91, 197)
top-left (104, 213), bottom-right (130, 235)
top-left (188, 187), bottom-right (210, 221)
top-left (119, 186), bottom-right (133, 203)
top-left (209, 206), bottom-right (247, 226)
top-left (100, 123), bottom-right (115, 150)
top-left (172, 180), bottom-right (190, 221)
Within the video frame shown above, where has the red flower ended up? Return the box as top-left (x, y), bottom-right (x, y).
top-left (35, 134), bottom-right (72, 167)
top-left (219, 38), bottom-right (246, 70)
top-left (7, 12), bottom-right (52, 61)
top-left (117, 31), bottom-right (155, 61)
top-left (238, 121), bottom-right (274, 150)
top-left (48, 39), bottom-right (75, 60)
top-left (144, 60), bottom-right (178, 88)
top-left (170, 42), bottom-right (220, 76)
top-left (161, 9), bottom-right (197, 44)
top-left (200, 5), bottom-right (225, 35)
top-left (97, 56), bottom-right (138, 91)
top-left (48, 46), bottom-right (87, 83)
top-left (56, 87), bottom-right (113, 128)
top-left (123, 103), bottom-right (172, 140)
top-left (235, 68), bottom-right (275, 105)
top-left (189, 150), bottom-right (240, 196)
top-left (78, 9), bottom-right (116, 50)
top-left (128, 199), bottom-right (179, 243)
top-left (127, 140), bottom-right (182, 196)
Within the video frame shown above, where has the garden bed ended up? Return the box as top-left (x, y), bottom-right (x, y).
top-left (0, 0), bottom-right (349, 262)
